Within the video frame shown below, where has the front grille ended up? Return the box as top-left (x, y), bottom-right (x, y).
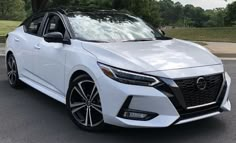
top-left (175, 74), bottom-right (223, 108)
top-left (176, 82), bottom-right (226, 120)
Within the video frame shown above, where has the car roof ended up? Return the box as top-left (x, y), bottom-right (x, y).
top-left (38, 7), bottom-right (127, 16)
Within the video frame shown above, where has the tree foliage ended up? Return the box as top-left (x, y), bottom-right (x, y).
top-left (0, 0), bottom-right (26, 20)
top-left (47, 0), bottom-right (161, 27)
top-left (0, 0), bottom-right (235, 27)
top-left (225, 1), bottom-right (236, 26)
top-left (112, 0), bottom-right (161, 27)
top-left (205, 9), bottom-right (226, 27)
top-left (23, 0), bottom-right (33, 17)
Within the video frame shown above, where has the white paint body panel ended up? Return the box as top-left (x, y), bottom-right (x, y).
top-left (34, 40), bottom-right (67, 95)
top-left (5, 26), bottom-right (231, 128)
top-left (82, 39), bottom-right (222, 72)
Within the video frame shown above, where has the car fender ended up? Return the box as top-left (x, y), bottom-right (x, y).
top-left (64, 40), bottom-right (105, 97)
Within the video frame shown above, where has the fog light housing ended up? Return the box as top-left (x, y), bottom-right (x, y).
top-left (120, 109), bottom-right (158, 121)
top-left (118, 96), bottom-right (158, 121)
top-left (123, 111), bottom-right (148, 119)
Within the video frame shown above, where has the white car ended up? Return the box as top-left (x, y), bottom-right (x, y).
top-left (5, 8), bottom-right (231, 131)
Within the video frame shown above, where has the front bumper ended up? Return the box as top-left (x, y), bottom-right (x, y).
top-left (97, 72), bottom-right (231, 128)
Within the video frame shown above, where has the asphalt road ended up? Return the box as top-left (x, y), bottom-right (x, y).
top-left (0, 56), bottom-right (235, 143)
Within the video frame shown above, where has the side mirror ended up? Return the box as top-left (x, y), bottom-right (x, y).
top-left (44, 32), bottom-right (65, 43)
top-left (160, 29), bottom-right (165, 36)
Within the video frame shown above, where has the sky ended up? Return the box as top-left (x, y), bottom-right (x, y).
top-left (172, 0), bottom-right (236, 9)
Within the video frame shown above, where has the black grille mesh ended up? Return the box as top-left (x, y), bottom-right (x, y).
top-left (175, 74), bottom-right (223, 107)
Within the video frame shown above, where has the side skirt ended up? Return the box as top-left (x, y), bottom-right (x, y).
top-left (20, 76), bottom-right (66, 104)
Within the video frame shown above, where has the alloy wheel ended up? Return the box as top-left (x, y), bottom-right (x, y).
top-left (7, 55), bottom-right (17, 85)
top-left (69, 79), bottom-right (103, 128)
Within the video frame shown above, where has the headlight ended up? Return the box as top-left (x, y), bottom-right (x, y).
top-left (98, 63), bottom-right (160, 86)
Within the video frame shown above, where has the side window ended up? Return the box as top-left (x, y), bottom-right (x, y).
top-left (44, 15), bottom-right (65, 36)
top-left (26, 16), bottom-right (44, 35)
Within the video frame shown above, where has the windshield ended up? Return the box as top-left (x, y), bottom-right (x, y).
top-left (67, 12), bottom-right (164, 42)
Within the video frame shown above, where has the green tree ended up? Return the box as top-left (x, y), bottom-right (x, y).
top-left (173, 2), bottom-right (184, 25)
top-left (183, 5), bottom-right (209, 27)
top-left (79, 0), bottom-right (112, 8)
top-left (0, 0), bottom-right (26, 20)
top-left (48, 0), bottom-right (112, 8)
top-left (121, 0), bottom-right (161, 27)
top-left (159, 0), bottom-right (175, 25)
top-left (49, 0), bottom-right (161, 27)
top-left (225, 1), bottom-right (236, 26)
top-left (21, 0), bottom-right (234, 28)
top-left (205, 9), bottom-right (226, 27)
top-left (23, 0), bottom-right (33, 17)
top-left (183, 4), bottom-right (195, 27)
top-left (192, 7), bottom-right (208, 27)
top-left (159, 0), bottom-right (184, 26)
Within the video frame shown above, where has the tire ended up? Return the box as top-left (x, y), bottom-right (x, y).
top-left (66, 74), bottom-right (105, 131)
top-left (7, 54), bottom-right (22, 88)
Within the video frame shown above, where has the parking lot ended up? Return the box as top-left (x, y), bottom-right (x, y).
top-left (0, 56), bottom-right (235, 143)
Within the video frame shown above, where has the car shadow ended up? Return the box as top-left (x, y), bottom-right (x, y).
top-left (103, 117), bottom-right (226, 142)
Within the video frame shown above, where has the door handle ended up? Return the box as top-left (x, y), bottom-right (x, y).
top-left (14, 38), bottom-right (20, 42)
top-left (34, 45), bottom-right (41, 50)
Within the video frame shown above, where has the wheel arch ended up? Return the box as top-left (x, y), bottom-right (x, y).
top-left (66, 66), bottom-right (102, 95)
top-left (5, 50), bottom-right (14, 67)
top-left (69, 70), bottom-right (90, 85)
top-left (65, 62), bottom-right (104, 101)
top-left (6, 50), bottom-right (13, 59)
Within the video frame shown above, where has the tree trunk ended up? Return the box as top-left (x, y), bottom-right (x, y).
top-left (112, 0), bottom-right (122, 9)
top-left (31, 0), bottom-right (48, 13)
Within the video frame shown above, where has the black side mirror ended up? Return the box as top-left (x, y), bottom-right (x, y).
top-left (44, 32), bottom-right (70, 44)
top-left (160, 29), bottom-right (165, 36)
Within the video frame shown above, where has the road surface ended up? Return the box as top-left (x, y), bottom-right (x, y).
top-left (0, 57), bottom-right (235, 143)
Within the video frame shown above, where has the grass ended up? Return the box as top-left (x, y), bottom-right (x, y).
top-left (0, 20), bottom-right (21, 36)
top-left (194, 41), bottom-right (208, 46)
top-left (165, 27), bottom-right (236, 43)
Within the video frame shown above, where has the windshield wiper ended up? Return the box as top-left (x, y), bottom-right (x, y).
top-left (82, 39), bottom-right (109, 43)
top-left (123, 38), bottom-right (154, 42)
top-left (155, 37), bottom-right (173, 40)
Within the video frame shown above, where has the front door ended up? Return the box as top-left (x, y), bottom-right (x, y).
top-left (34, 14), bottom-right (67, 95)
top-left (21, 16), bottom-right (44, 78)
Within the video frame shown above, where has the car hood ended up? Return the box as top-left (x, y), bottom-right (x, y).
top-left (82, 39), bottom-right (222, 72)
